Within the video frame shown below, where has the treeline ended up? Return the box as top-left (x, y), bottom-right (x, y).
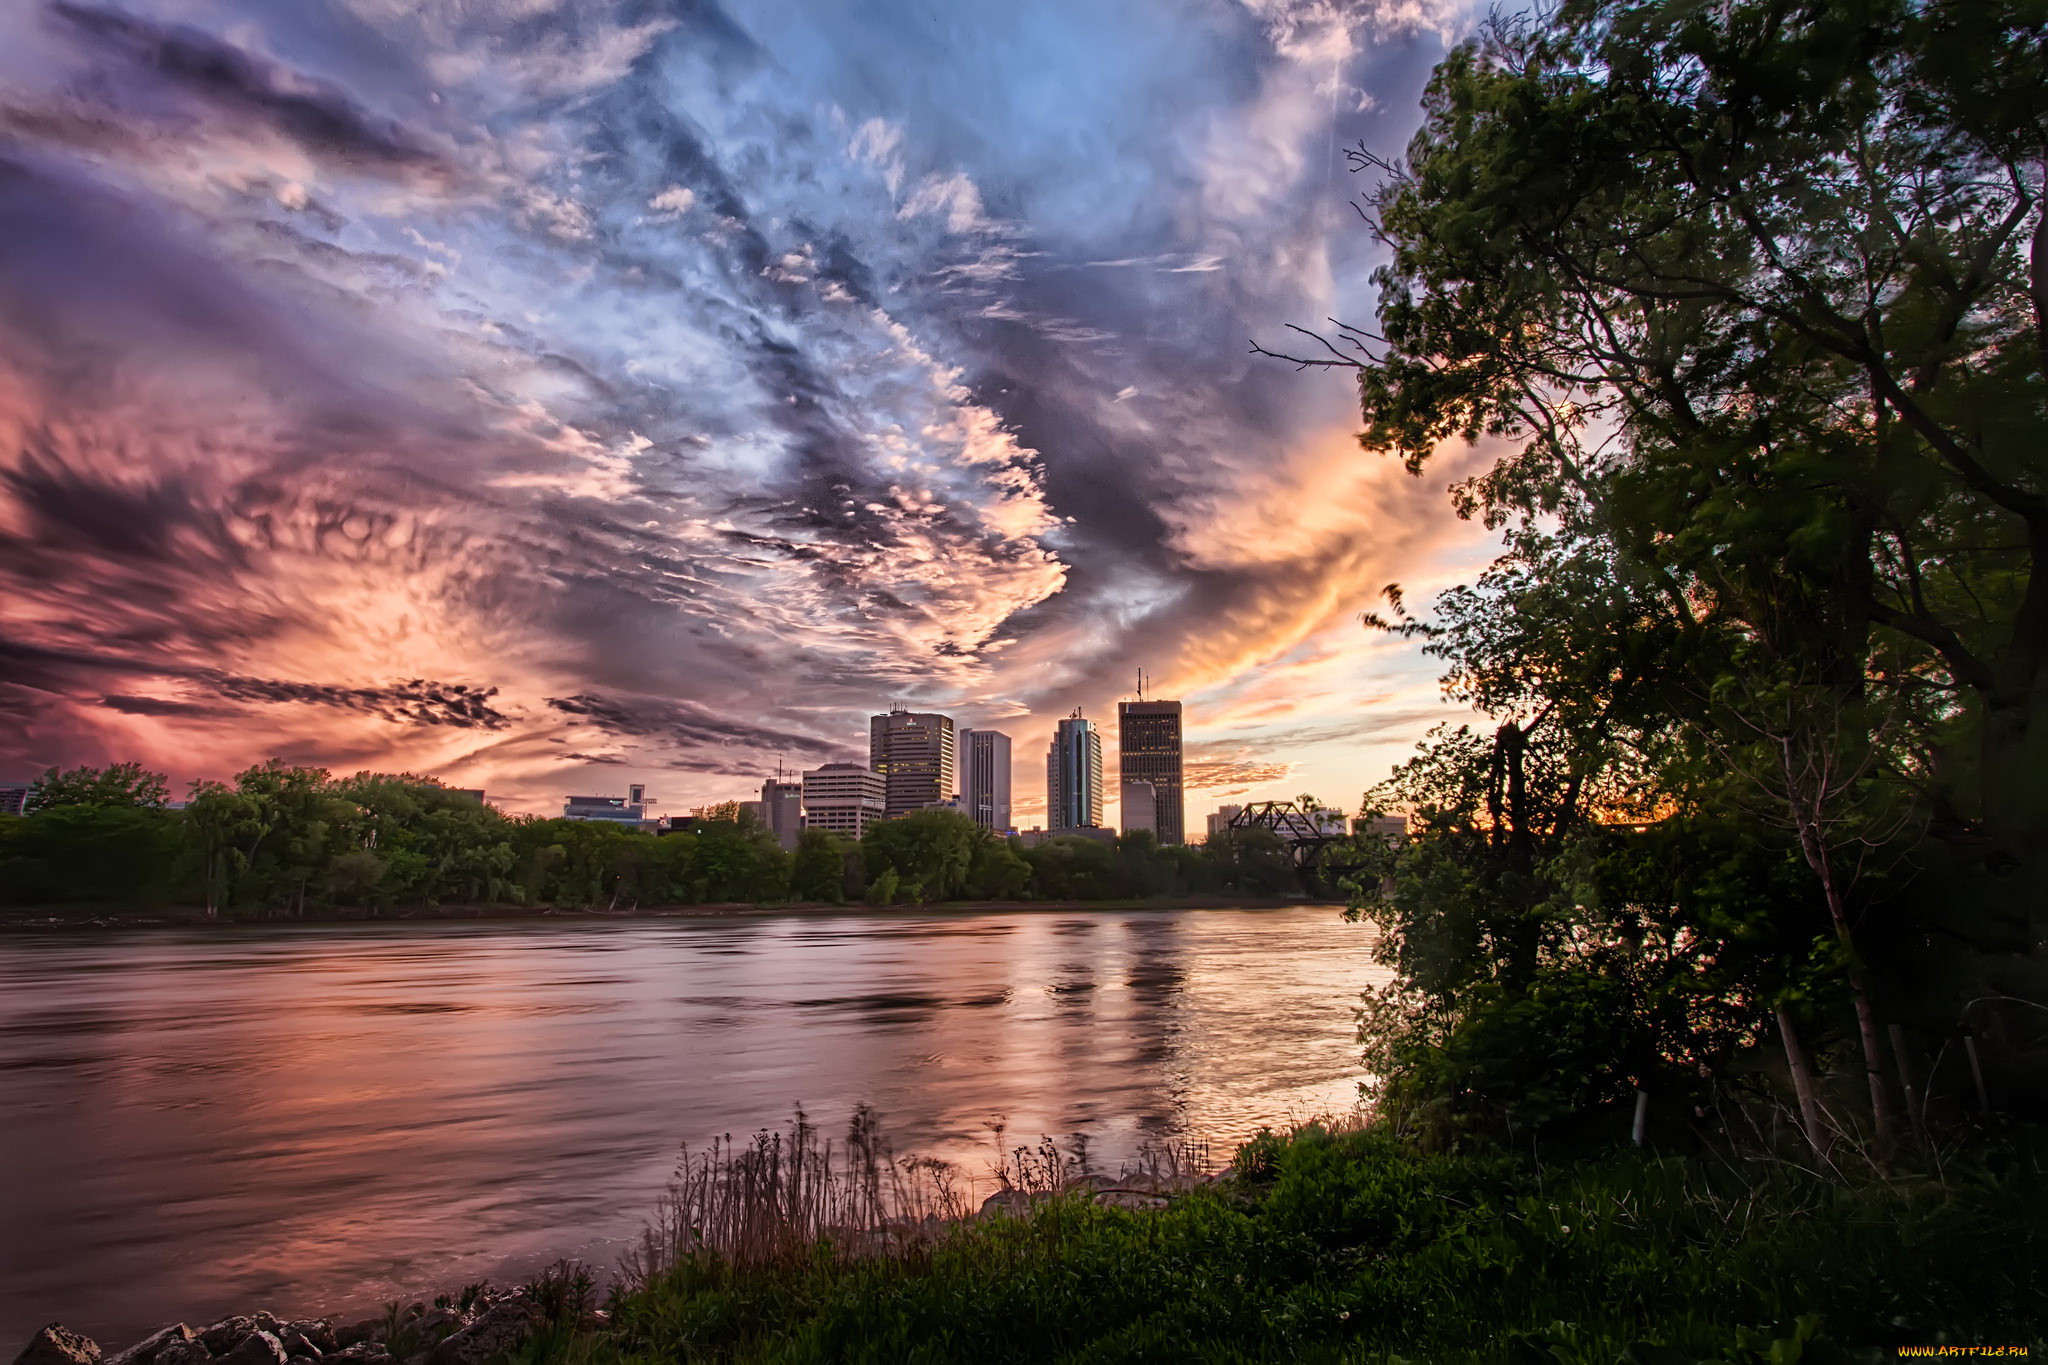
top-left (1323, 0), bottom-right (2048, 1158)
top-left (0, 760), bottom-right (1308, 914)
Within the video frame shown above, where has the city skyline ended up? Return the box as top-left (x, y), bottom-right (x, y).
top-left (0, 0), bottom-right (1494, 827)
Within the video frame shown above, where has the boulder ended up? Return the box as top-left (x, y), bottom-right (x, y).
top-left (213, 1332), bottom-right (285, 1365)
top-left (153, 1343), bottom-right (209, 1365)
top-left (320, 1346), bottom-right (391, 1365)
top-left (106, 1327), bottom-right (195, 1365)
top-left (196, 1323), bottom-right (252, 1357)
top-left (274, 1338), bottom-right (318, 1363)
top-left (14, 1325), bottom-right (102, 1365)
top-left (327, 1325), bottom-right (379, 1353)
top-left (427, 1302), bottom-right (536, 1365)
top-left (278, 1328), bottom-right (330, 1356)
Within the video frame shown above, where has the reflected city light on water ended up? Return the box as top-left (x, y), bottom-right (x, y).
top-left (0, 907), bottom-right (1385, 1348)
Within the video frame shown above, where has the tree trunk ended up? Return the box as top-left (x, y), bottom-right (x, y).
top-left (1776, 1003), bottom-right (1831, 1157)
top-left (1782, 740), bottom-right (1899, 1159)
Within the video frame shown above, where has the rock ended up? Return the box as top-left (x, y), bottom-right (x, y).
top-left (154, 1343), bottom-right (210, 1365)
top-left (327, 1325), bottom-right (378, 1353)
top-left (320, 1346), bottom-right (391, 1365)
top-left (106, 1327), bottom-right (195, 1365)
top-left (14, 1325), bottom-right (102, 1365)
top-left (279, 1328), bottom-right (331, 1356)
top-left (243, 1325), bottom-right (279, 1346)
top-left (976, 1189), bottom-right (1032, 1219)
top-left (428, 1302), bottom-right (536, 1365)
top-left (405, 1313), bottom-right (460, 1346)
top-left (275, 1337), bottom-right (319, 1363)
top-left (197, 1323), bottom-right (253, 1357)
top-left (213, 1332), bottom-right (285, 1365)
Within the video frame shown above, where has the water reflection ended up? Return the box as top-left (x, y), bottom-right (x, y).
top-left (0, 906), bottom-right (1383, 1350)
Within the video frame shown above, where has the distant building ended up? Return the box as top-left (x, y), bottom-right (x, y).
top-left (1046, 710), bottom-right (1104, 833)
top-left (957, 728), bottom-right (1013, 833)
top-left (1309, 808), bottom-right (1348, 837)
top-left (802, 762), bottom-right (886, 840)
top-left (870, 708), bottom-right (956, 818)
top-left (758, 775), bottom-right (803, 849)
top-left (1120, 779), bottom-right (1157, 838)
top-left (1355, 814), bottom-right (1408, 844)
top-left (1205, 804), bottom-right (1244, 841)
top-left (0, 781), bottom-right (30, 817)
top-left (564, 783), bottom-right (649, 824)
top-left (1118, 697), bottom-right (1184, 845)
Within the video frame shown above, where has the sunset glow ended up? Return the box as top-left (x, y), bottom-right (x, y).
top-left (0, 0), bottom-right (1492, 820)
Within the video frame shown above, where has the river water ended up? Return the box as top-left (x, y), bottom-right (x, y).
top-left (0, 905), bottom-right (1384, 1350)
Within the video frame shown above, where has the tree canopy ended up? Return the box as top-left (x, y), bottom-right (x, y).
top-left (1283, 0), bottom-right (2048, 1153)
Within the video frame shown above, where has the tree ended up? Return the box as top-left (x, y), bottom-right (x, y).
top-left (1262, 0), bottom-right (2048, 1149)
top-left (791, 830), bottom-right (849, 903)
top-left (861, 810), bottom-right (979, 903)
top-left (28, 763), bottom-right (170, 811)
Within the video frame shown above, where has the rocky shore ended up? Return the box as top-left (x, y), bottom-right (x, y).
top-left (14, 1286), bottom-right (569, 1365)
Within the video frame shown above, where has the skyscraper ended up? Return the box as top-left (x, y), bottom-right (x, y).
top-left (1118, 696), bottom-right (1184, 845)
top-left (957, 728), bottom-right (1013, 833)
top-left (758, 774), bottom-right (803, 849)
top-left (1046, 710), bottom-right (1104, 832)
top-left (869, 708), bottom-right (956, 818)
top-left (1120, 779), bottom-right (1157, 838)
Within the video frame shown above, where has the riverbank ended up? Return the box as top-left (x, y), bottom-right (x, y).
top-left (24, 1123), bottom-right (2045, 1364)
top-left (0, 895), bottom-right (1329, 930)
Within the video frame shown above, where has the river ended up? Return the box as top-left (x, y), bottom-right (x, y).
top-left (0, 905), bottom-right (1385, 1350)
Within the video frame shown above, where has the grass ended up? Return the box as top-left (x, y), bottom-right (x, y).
top-left (503, 1113), bottom-right (2047, 1364)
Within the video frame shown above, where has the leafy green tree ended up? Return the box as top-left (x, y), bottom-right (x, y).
top-left (0, 803), bottom-right (179, 905)
top-left (28, 762), bottom-right (170, 810)
top-left (861, 810), bottom-right (978, 903)
top-left (1276, 0), bottom-right (2048, 1151)
top-left (791, 830), bottom-right (849, 903)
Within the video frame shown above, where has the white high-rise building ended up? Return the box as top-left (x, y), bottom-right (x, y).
top-left (800, 763), bottom-right (886, 840)
top-left (957, 728), bottom-right (1013, 833)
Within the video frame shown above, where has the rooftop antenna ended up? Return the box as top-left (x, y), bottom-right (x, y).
top-left (1136, 668), bottom-right (1145, 702)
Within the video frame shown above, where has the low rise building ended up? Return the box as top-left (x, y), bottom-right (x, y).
top-left (801, 762), bottom-right (886, 840)
top-left (564, 783), bottom-right (649, 824)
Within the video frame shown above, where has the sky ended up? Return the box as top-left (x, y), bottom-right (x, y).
top-left (0, 0), bottom-right (1500, 826)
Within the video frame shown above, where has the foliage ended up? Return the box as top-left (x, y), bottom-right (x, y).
top-left (520, 1123), bottom-right (2047, 1363)
top-left (1287, 0), bottom-right (2048, 1154)
top-left (1, 763), bottom-right (1333, 912)
top-left (25, 762), bottom-right (170, 811)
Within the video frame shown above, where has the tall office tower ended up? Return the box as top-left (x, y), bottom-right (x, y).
top-left (759, 774), bottom-right (803, 849)
top-left (957, 728), bottom-right (1014, 833)
top-left (1118, 695), bottom-right (1185, 845)
top-left (800, 762), bottom-right (887, 839)
top-left (869, 708), bottom-right (957, 818)
top-left (1046, 710), bottom-right (1105, 832)
top-left (1120, 780), bottom-right (1157, 838)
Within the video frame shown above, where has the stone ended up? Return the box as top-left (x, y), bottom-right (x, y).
top-left (196, 1323), bottom-right (252, 1358)
top-left (213, 1332), bottom-right (285, 1365)
top-left (153, 1343), bottom-right (209, 1365)
top-left (106, 1327), bottom-right (195, 1365)
top-left (427, 1302), bottom-right (536, 1365)
top-left (275, 1338), bottom-right (319, 1363)
top-left (327, 1325), bottom-right (378, 1353)
top-left (14, 1325), bottom-right (102, 1365)
top-left (278, 1327), bottom-right (330, 1356)
top-left (405, 1313), bottom-right (460, 1346)
top-left (320, 1346), bottom-right (391, 1365)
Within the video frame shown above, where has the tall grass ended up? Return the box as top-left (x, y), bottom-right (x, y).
top-left (620, 1105), bottom-right (1216, 1285)
top-left (535, 1110), bottom-right (2046, 1363)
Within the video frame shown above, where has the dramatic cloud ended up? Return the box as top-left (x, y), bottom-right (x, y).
top-left (0, 0), bottom-right (1496, 819)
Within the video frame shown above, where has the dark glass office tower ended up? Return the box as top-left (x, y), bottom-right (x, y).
top-left (1117, 699), bottom-right (1184, 845)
